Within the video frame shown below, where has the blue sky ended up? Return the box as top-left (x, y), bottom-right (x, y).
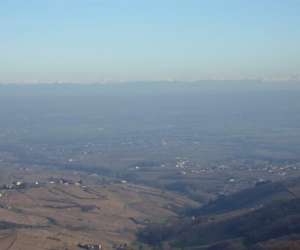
top-left (1, 0), bottom-right (300, 83)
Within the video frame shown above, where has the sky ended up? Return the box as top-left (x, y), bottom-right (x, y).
top-left (1, 0), bottom-right (300, 83)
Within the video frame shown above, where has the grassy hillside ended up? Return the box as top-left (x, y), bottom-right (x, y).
top-left (137, 178), bottom-right (300, 250)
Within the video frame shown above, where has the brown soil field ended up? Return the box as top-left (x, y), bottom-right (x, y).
top-left (0, 177), bottom-right (197, 250)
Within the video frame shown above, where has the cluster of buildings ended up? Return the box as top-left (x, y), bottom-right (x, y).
top-left (78, 243), bottom-right (102, 250)
top-left (48, 177), bottom-right (84, 187)
top-left (0, 181), bottom-right (30, 190)
top-left (171, 157), bottom-right (300, 180)
top-left (0, 177), bottom-right (85, 193)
